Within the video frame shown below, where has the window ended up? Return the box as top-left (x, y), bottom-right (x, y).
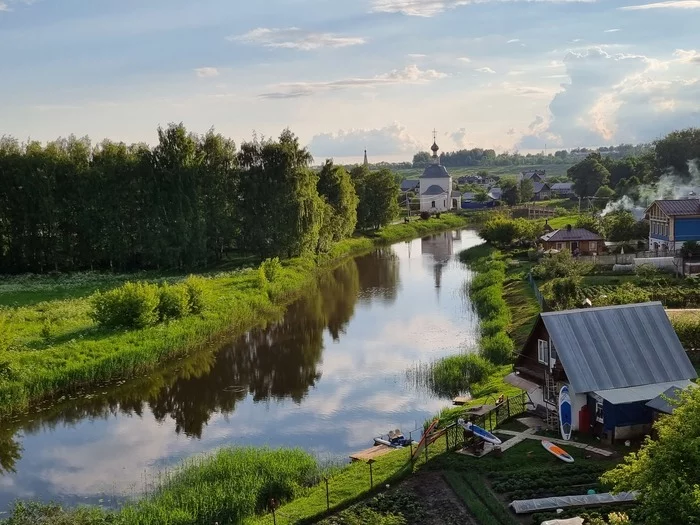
top-left (589, 241), bottom-right (597, 252)
top-left (550, 342), bottom-right (558, 362)
top-left (537, 339), bottom-right (548, 365)
top-left (556, 243), bottom-right (564, 250)
top-left (431, 200), bottom-right (435, 208)
top-left (595, 402), bottom-right (604, 423)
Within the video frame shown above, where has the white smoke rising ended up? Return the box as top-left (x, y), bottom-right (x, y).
top-left (601, 159), bottom-right (700, 217)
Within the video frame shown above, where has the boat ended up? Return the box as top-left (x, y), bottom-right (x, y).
top-left (541, 440), bottom-right (574, 463)
top-left (457, 418), bottom-right (502, 445)
top-left (374, 428), bottom-right (412, 448)
top-left (559, 386), bottom-right (572, 441)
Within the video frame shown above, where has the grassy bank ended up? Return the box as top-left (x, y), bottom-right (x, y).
top-left (0, 215), bottom-right (468, 417)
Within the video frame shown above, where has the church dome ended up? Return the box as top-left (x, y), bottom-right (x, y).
top-left (421, 164), bottom-right (450, 179)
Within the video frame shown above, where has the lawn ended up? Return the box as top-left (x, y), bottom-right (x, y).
top-left (547, 214), bottom-right (583, 230)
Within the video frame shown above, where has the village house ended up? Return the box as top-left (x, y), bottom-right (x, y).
top-left (400, 179), bottom-right (420, 193)
top-left (509, 302), bottom-right (697, 443)
top-left (645, 198), bottom-right (700, 252)
top-left (540, 225), bottom-right (604, 255)
top-left (550, 182), bottom-right (576, 198)
top-left (533, 182), bottom-right (551, 201)
top-left (518, 170), bottom-right (546, 183)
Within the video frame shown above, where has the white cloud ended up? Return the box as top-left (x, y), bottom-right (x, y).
top-left (194, 67), bottom-right (219, 78)
top-left (229, 27), bottom-right (366, 50)
top-left (476, 66), bottom-right (496, 73)
top-left (0, 2), bottom-right (8, 11)
top-left (308, 123), bottom-right (422, 157)
top-left (620, 0), bottom-right (700, 9)
top-left (674, 49), bottom-right (700, 64)
top-left (371, 0), bottom-right (595, 17)
top-left (507, 38), bottom-right (520, 43)
top-left (457, 56), bottom-right (472, 63)
top-left (604, 28), bottom-right (621, 32)
top-left (407, 53), bottom-right (427, 58)
top-left (260, 64), bottom-right (447, 99)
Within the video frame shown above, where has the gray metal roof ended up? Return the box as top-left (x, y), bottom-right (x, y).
top-left (420, 164), bottom-right (450, 179)
top-left (451, 190), bottom-right (462, 198)
top-left (541, 302), bottom-right (697, 393)
top-left (533, 182), bottom-right (550, 193)
top-left (462, 192), bottom-right (475, 201)
top-left (644, 385), bottom-right (695, 414)
top-left (400, 179), bottom-right (419, 191)
top-left (654, 199), bottom-right (700, 217)
top-left (541, 228), bottom-right (602, 242)
top-left (551, 182), bottom-right (573, 190)
top-left (421, 184), bottom-right (447, 196)
top-left (489, 187), bottom-right (502, 199)
top-left (595, 380), bottom-right (694, 405)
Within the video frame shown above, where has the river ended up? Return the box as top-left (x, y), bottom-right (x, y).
top-left (0, 229), bottom-right (483, 512)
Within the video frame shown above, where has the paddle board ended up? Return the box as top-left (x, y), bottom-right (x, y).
top-left (411, 419), bottom-right (439, 461)
top-left (559, 385), bottom-right (573, 441)
top-left (541, 440), bottom-right (574, 463)
top-left (457, 418), bottom-right (502, 445)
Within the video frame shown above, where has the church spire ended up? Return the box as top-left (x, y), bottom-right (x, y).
top-left (430, 129), bottom-right (440, 165)
top-left (363, 149), bottom-right (368, 167)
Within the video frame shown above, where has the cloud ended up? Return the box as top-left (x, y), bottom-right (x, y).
top-left (228, 27), bottom-right (366, 50)
top-left (475, 67), bottom-right (496, 73)
top-left (407, 53), bottom-right (427, 58)
top-left (457, 57), bottom-right (472, 63)
top-left (450, 128), bottom-right (471, 147)
top-left (604, 28), bottom-right (620, 32)
top-left (507, 128), bottom-right (517, 135)
top-left (308, 123), bottom-right (422, 157)
top-left (507, 38), bottom-right (520, 43)
top-left (194, 67), bottom-right (219, 78)
top-left (0, 2), bottom-right (8, 11)
top-left (259, 64), bottom-right (447, 99)
top-left (370, 0), bottom-right (595, 17)
top-left (619, 0), bottom-right (700, 9)
top-left (517, 47), bottom-right (700, 148)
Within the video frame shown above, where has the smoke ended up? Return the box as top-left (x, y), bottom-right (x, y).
top-left (600, 159), bottom-right (700, 218)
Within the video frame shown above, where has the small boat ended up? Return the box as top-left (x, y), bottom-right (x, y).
top-left (457, 418), bottom-right (502, 445)
top-left (542, 440), bottom-right (574, 463)
top-left (559, 386), bottom-right (573, 441)
top-left (374, 428), bottom-right (411, 448)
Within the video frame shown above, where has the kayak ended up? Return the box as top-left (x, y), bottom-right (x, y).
top-left (457, 418), bottom-right (502, 445)
top-left (542, 440), bottom-right (574, 463)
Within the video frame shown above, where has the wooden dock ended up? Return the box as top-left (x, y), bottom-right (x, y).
top-left (349, 444), bottom-right (398, 462)
top-left (452, 396), bottom-right (470, 405)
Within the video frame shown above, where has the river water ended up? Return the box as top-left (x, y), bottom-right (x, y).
top-left (0, 229), bottom-right (482, 512)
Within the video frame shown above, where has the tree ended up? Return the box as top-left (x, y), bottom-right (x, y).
top-left (654, 127), bottom-right (700, 177)
top-left (238, 129), bottom-right (322, 258)
top-left (520, 178), bottom-right (534, 203)
top-left (568, 154), bottom-right (611, 197)
top-left (595, 185), bottom-right (615, 199)
top-left (412, 151), bottom-right (431, 168)
top-left (481, 217), bottom-right (539, 247)
top-left (354, 168), bottom-right (400, 230)
top-left (601, 387), bottom-right (700, 525)
top-left (575, 214), bottom-right (602, 234)
top-left (500, 176), bottom-right (521, 206)
top-left (474, 191), bottom-right (489, 203)
top-left (317, 160), bottom-right (359, 252)
top-left (602, 211), bottom-right (639, 242)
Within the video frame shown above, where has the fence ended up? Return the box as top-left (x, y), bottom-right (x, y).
top-left (263, 392), bottom-right (530, 524)
top-left (527, 272), bottom-right (548, 311)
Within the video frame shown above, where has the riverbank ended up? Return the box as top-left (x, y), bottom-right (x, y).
top-left (0, 214), bottom-right (468, 417)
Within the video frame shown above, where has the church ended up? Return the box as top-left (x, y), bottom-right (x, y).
top-left (419, 135), bottom-right (458, 213)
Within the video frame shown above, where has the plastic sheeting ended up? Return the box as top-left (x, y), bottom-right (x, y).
top-left (510, 492), bottom-right (638, 514)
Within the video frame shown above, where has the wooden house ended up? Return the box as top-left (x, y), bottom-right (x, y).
top-left (540, 225), bottom-right (604, 255)
top-left (645, 198), bottom-right (700, 251)
top-left (510, 302), bottom-right (697, 442)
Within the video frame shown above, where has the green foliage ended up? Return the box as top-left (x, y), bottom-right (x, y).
top-left (542, 276), bottom-right (582, 310)
top-left (157, 284), bottom-right (190, 322)
top-left (531, 251), bottom-right (592, 280)
top-left (671, 319), bottom-right (700, 349)
top-left (480, 332), bottom-right (515, 364)
top-left (90, 282), bottom-right (160, 329)
top-left (602, 211), bottom-right (645, 242)
top-left (500, 176), bottom-right (521, 205)
top-left (595, 185), bottom-right (615, 199)
top-left (520, 178), bottom-right (534, 202)
top-left (480, 217), bottom-right (539, 247)
top-left (568, 153), bottom-right (611, 197)
top-left (572, 214), bottom-right (600, 234)
top-left (317, 160), bottom-right (359, 242)
top-left (601, 387), bottom-right (700, 525)
top-left (354, 167), bottom-right (400, 231)
top-left (321, 507), bottom-right (406, 525)
top-left (261, 257), bottom-right (282, 283)
top-left (594, 282), bottom-right (651, 306)
top-left (429, 354), bottom-right (494, 397)
top-left (182, 276), bottom-right (206, 314)
top-left (654, 127), bottom-right (700, 176)
top-left (0, 502), bottom-right (114, 525)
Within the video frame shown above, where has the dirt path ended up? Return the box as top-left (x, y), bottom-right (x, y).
top-left (402, 472), bottom-right (479, 525)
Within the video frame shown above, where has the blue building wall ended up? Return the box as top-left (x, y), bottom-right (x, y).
top-left (602, 400), bottom-right (653, 432)
top-left (461, 201), bottom-right (496, 210)
top-left (674, 218), bottom-right (700, 242)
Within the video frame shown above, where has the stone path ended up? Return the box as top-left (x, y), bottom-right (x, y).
top-left (497, 429), bottom-right (613, 457)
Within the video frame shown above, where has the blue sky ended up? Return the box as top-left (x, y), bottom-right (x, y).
top-left (1, 0), bottom-right (699, 162)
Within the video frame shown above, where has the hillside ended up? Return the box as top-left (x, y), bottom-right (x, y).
top-left (396, 163), bottom-right (575, 180)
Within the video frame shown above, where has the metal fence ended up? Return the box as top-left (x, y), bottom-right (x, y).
top-left (527, 272), bottom-right (548, 311)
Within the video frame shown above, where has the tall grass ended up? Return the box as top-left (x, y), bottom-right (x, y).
top-left (0, 215), bottom-right (468, 417)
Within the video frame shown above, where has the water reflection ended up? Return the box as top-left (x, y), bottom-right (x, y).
top-left (0, 230), bottom-right (482, 508)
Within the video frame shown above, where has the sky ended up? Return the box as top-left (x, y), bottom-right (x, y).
top-left (1, 0), bottom-right (699, 163)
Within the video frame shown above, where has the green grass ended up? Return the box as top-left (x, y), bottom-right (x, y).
top-left (547, 214), bottom-right (583, 229)
top-left (395, 164), bottom-right (575, 181)
top-left (0, 215), bottom-right (469, 417)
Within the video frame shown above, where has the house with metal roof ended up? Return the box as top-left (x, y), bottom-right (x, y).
top-left (512, 302), bottom-right (697, 442)
top-left (540, 225), bottom-right (604, 255)
top-left (645, 198), bottom-right (700, 251)
top-left (533, 182), bottom-right (551, 201)
top-left (400, 179), bottom-right (420, 193)
top-left (550, 182), bottom-right (576, 198)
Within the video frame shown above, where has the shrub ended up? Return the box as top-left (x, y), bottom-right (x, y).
top-left (481, 317), bottom-right (509, 337)
top-left (480, 332), bottom-right (515, 365)
top-left (672, 319), bottom-right (700, 349)
top-left (257, 267), bottom-right (268, 289)
top-left (90, 282), bottom-right (160, 329)
top-left (420, 211), bottom-right (431, 220)
top-left (594, 282), bottom-right (651, 306)
top-left (183, 275), bottom-right (207, 314)
top-left (430, 354), bottom-right (494, 397)
top-left (470, 269), bottom-right (505, 292)
top-left (157, 283), bottom-right (190, 322)
top-left (261, 257), bottom-right (282, 283)
top-left (472, 285), bottom-right (508, 318)
top-left (531, 251), bottom-right (592, 280)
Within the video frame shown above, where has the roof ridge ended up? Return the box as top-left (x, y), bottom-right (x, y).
top-left (541, 301), bottom-right (662, 316)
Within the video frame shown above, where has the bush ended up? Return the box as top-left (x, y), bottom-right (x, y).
top-left (420, 211), bottom-right (431, 220)
top-left (531, 251), bottom-right (592, 280)
top-left (91, 282), bottom-right (160, 329)
top-left (157, 283), bottom-right (190, 322)
top-left (480, 332), bottom-right (515, 365)
top-left (672, 319), bottom-right (700, 349)
top-left (470, 269), bottom-right (505, 292)
top-left (183, 275), bottom-right (207, 314)
top-left (257, 267), bottom-right (268, 289)
top-left (472, 285), bottom-right (507, 318)
top-left (481, 317), bottom-right (509, 337)
top-left (261, 257), bottom-right (282, 283)
top-left (594, 282), bottom-right (651, 306)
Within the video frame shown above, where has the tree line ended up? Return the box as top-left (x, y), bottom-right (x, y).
top-left (0, 125), bottom-right (399, 274)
